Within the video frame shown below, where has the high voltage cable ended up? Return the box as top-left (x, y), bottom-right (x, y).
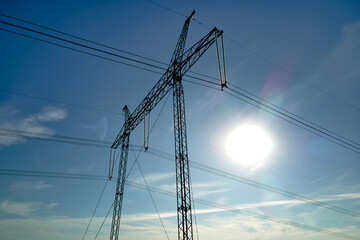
top-left (142, 147), bottom-right (360, 218)
top-left (82, 179), bottom-right (110, 240)
top-left (0, 16), bottom-right (358, 151)
top-left (123, 181), bottom-right (360, 240)
top-left (90, 149), bottom-right (120, 240)
top-left (0, 22), bottom-right (218, 85)
top-left (131, 146), bottom-right (170, 240)
top-left (94, 201), bottom-right (114, 240)
top-left (0, 28), bottom-right (165, 75)
top-left (0, 168), bottom-right (107, 181)
top-left (225, 87), bottom-right (360, 153)
top-left (0, 13), bottom-right (358, 239)
top-left (227, 82), bottom-right (360, 148)
top-left (82, 152), bottom-right (122, 240)
top-left (126, 94), bottom-right (172, 240)
top-left (103, 93), bottom-right (172, 240)
top-left (125, 92), bottom-right (171, 180)
top-left (144, 0), bottom-right (360, 113)
top-left (182, 79), bottom-right (360, 154)
top-left (152, 123), bottom-right (334, 188)
top-left (223, 88), bottom-right (360, 154)
top-left (225, 86), bottom-right (360, 151)
top-left (1, 127), bottom-right (360, 219)
top-left (1, 168), bottom-right (358, 240)
top-left (2, 84), bottom-right (336, 185)
top-left (1, 21), bottom-right (359, 155)
top-left (0, 13), bottom-right (168, 66)
top-left (0, 12), bottom-right (220, 82)
top-left (0, 20), bottom-right (359, 216)
top-left (0, 88), bottom-right (121, 115)
top-left (0, 20), bottom-right (168, 72)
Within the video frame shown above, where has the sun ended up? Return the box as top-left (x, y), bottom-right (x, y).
top-left (226, 124), bottom-right (272, 166)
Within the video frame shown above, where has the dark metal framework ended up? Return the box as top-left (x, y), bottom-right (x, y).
top-left (109, 11), bottom-right (223, 240)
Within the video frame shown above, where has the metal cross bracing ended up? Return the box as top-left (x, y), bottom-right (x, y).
top-left (109, 10), bottom-right (224, 240)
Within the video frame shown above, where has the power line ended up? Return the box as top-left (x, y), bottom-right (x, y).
top-left (0, 20), bottom-right (168, 72)
top-left (94, 201), bottom-right (114, 240)
top-left (144, 147), bottom-right (360, 219)
top-left (144, 0), bottom-right (360, 113)
top-left (82, 151), bottom-right (122, 240)
top-left (0, 28), bottom-right (165, 75)
top-left (124, 181), bottom-right (360, 240)
top-left (182, 79), bottom-right (360, 155)
top-left (1, 12), bottom-right (358, 238)
top-left (1, 22), bottom-right (359, 156)
top-left (125, 92), bottom-right (171, 180)
top-left (0, 16), bottom-right (358, 152)
top-left (152, 123), bottom-right (334, 187)
top-left (131, 146), bottom-right (170, 240)
top-left (227, 82), bottom-right (360, 148)
top-left (1, 127), bottom-right (359, 218)
top-left (0, 88), bottom-right (121, 115)
top-left (125, 94), bottom-right (172, 240)
top-left (105, 93), bottom-right (172, 240)
top-left (82, 179), bottom-right (110, 240)
top-left (225, 86), bottom-right (360, 153)
top-left (0, 168), bottom-right (107, 181)
top-left (0, 13), bottom-right (169, 67)
top-left (1, 168), bottom-right (359, 240)
top-left (0, 21), bottom-right (359, 217)
top-left (0, 12), bottom-right (219, 83)
top-left (0, 21), bottom-right (220, 85)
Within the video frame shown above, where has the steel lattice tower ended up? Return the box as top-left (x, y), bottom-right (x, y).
top-left (109, 11), bottom-right (223, 240)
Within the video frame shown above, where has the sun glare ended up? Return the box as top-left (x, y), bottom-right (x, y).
top-left (226, 124), bottom-right (272, 166)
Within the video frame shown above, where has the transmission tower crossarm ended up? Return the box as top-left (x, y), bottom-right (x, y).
top-left (111, 27), bottom-right (223, 150)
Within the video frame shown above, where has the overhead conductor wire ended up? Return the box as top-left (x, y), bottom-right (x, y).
top-left (1, 168), bottom-right (360, 240)
top-left (0, 18), bottom-right (359, 155)
top-left (0, 13), bottom-right (359, 238)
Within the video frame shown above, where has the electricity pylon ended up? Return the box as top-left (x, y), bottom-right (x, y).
top-left (109, 11), bottom-right (225, 240)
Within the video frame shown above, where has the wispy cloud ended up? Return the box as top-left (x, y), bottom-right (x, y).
top-left (117, 191), bottom-right (360, 222)
top-left (303, 20), bottom-right (360, 108)
top-left (315, 21), bottom-right (360, 88)
top-left (0, 210), bottom-right (358, 240)
top-left (150, 180), bottom-right (230, 199)
top-left (132, 172), bottom-right (175, 185)
top-left (10, 181), bottom-right (54, 192)
top-left (0, 106), bottom-right (67, 147)
top-left (0, 200), bottom-right (58, 217)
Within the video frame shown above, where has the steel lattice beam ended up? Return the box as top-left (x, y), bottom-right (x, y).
top-left (173, 78), bottom-right (193, 240)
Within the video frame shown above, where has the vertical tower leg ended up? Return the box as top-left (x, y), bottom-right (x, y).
top-left (110, 133), bottom-right (130, 240)
top-left (173, 78), bottom-right (193, 240)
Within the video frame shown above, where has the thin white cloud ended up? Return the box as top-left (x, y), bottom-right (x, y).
top-left (10, 181), bottom-right (54, 192)
top-left (132, 172), bottom-right (175, 184)
top-left (153, 180), bottom-right (230, 198)
top-left (117, 191), bottom-right (360, 223)
top-left (299, 20), bottom-right (360, 109)
top-left (193, 188), bottom-right (232, 198)
top-left (0, 190), bottom-right (358, 239)
top-left (0, 106), bottom-right (67, 147)
top-left (0, 212), bottom-right (358, 240)
top-left (315, 21), bottom-right (360, 88)
top-left (0, 200), bottom-right (58, 217)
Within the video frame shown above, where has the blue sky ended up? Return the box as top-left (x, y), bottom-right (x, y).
top-left (0, 0), bottom-right (360, 239)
